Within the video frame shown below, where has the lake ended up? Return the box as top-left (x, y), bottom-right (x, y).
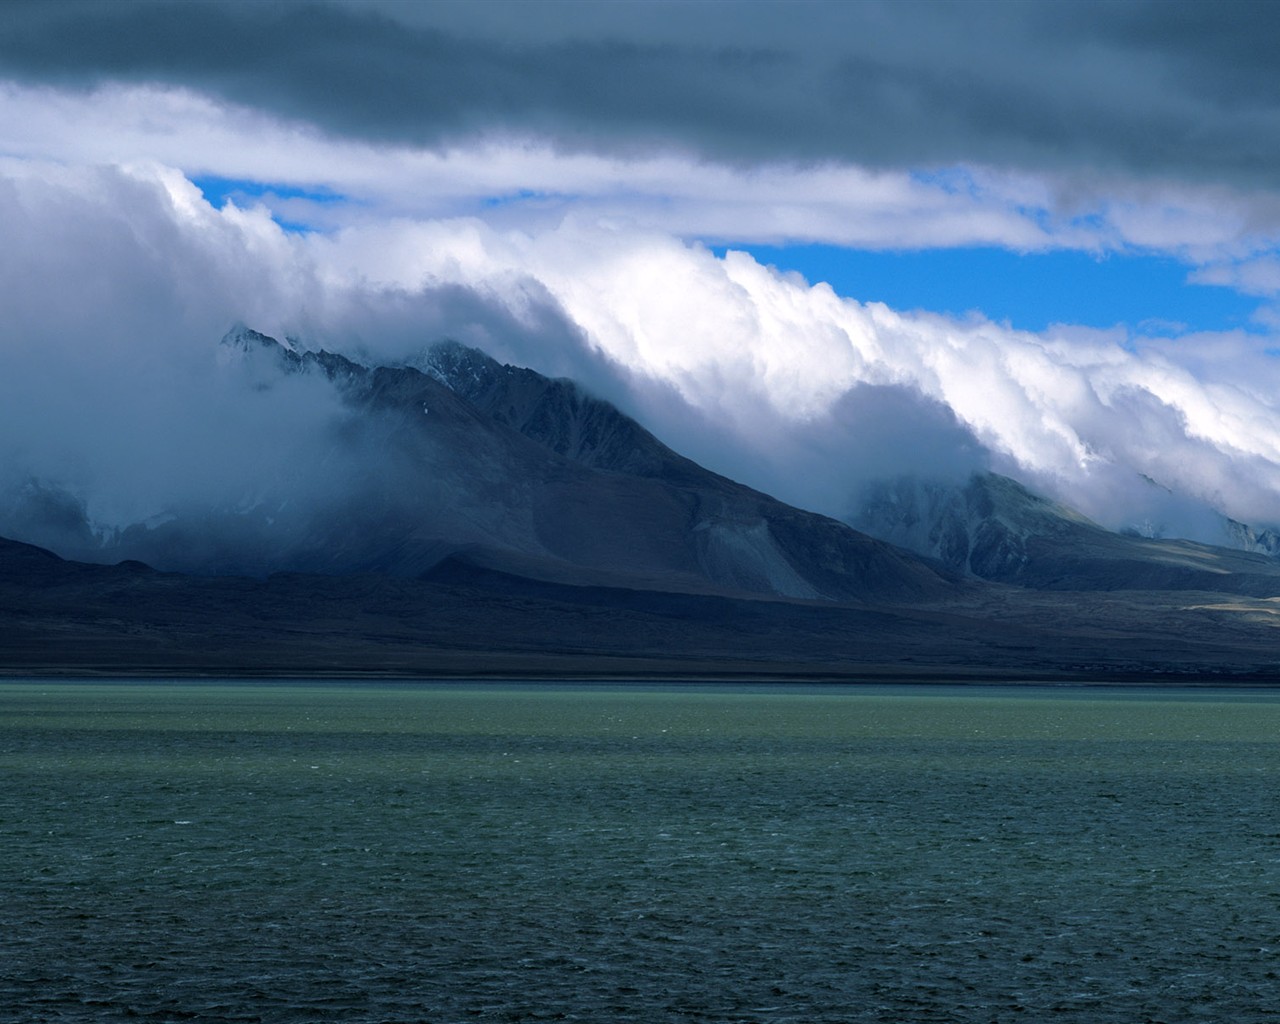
top-left (3, 681), bottom-right (1278, 1022)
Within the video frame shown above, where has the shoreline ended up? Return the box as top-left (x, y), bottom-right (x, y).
top-left (6, 663), bottom-right (1280, 687)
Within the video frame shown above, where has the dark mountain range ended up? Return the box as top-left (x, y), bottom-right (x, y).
top-left (8, 328), bottom-right (1280, 681)
top-left (16, 327), bottom-right (955, 604)
top-left (852, 472), bottom-right (1280, 597)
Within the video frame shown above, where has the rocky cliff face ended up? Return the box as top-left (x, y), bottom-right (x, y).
top-left (1224, 518), bottom-right (1280, 558)
top-left (852, 472), bottom-right (1280, 596)
top-left (852, 474), bottom-right (1101, 579)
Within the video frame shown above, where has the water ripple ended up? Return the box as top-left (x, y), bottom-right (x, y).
top-left (3, 683), bottom-right (1280, 1022)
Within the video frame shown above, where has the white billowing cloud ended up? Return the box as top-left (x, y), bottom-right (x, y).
top-left (4, 157), bottom-right (1280, 553)
top-left (0, 159), bottom-right (609, 555)
top-left (0, 161), bottom-right (342, 533)
top-left (312, 213), bottom-right (1280, 531)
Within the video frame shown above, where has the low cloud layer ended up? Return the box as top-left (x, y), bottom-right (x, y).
top-left (331, 214), bottom-right (1280, 535)
top-left (0, 165), bottom-right (590, 557)
top-left (1, 163), bottom-right (1278, 565)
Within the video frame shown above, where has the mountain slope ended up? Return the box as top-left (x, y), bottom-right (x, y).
top-left (7, 532), bottom-right (1280, 681)
top-left (419, 340), bottom-right (691, 480)
top-left (92, 327), bottom-right (956, 603)
top-left (853, 472), bottom-right (1280, 596)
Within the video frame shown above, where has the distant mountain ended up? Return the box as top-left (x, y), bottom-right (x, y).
top-left (12, 329), bottom-right (1280, 681)
top-left (851, 472), bottom-right (1280, 596)
top-left (1224, 517), bottom-right (1280, 558)
top-left (20, 327), bottom-right (955, 604)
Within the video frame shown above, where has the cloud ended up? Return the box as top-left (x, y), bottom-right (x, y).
top-left (0, 82), bottom-right (1077, 249)
top-left (3, 159), bottom-right (1280, 569)
top-left (5, 2), bottom-right (1280, 570)
top-left (5, 0), bottom-right (1280, 334)
top-left (1190, 257), bottom-right (1280, 297)
top-left (0, 161), bottom-right (592, 561)
top-left (0, 163), bottom-right (337, 532)
top-left (6, 74), bottom-right (1280, 325)
top-left (308, 211), bottom-right (1280, 532)
top-left (0, 161), bottom-right (688, 573)
top-left (4, 0), bottom-right (1280, 191)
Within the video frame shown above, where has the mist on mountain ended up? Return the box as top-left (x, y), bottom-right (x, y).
top-left (3, 162), bottom-right (1280, 568)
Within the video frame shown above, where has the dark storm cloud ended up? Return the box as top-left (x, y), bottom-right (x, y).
top-left (0, 0), bottom-right (800, 157)
top-left (4, 0), bottom-right (1280, 186)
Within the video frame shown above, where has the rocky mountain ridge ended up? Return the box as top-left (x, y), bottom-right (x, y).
top-left (851, 471), bottom-right (1280, 596)
top-left (6, 327), bottom-right (957, 604)
top-left (7, 326), bottom-right (1280, 679)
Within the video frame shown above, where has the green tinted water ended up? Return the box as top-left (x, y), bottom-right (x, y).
top-left (3, 682), bottom-right (1279, 1021)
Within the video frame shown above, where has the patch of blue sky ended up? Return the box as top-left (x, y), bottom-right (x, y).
top-left (191, 175), bottom-right (348, 233)
top-left (191, 175), bottom-right (347, 207)
top-left (479, 188), bottom-right (573, 209)
top-left (268, 217), bottom-right (321, 235)
top-left (720, 243), bottom-right (1261, 336)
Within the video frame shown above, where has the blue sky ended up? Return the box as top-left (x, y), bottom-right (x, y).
top-left (191, 176), bottom-right (349, 234)
top-left (191, 176), bottom-right (346, 208)
top-left (725, 244), bottom-right (1260, 336)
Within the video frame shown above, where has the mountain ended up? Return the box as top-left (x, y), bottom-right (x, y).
top-left (10, 328), bottom-right (1280, 681)
top-left (1224, 517), bottom-right (1280, 558)
top-left (851, 472), bottom-right (1280, 596)
top-left (30, 327), bottom-right (957, 604)
top-left (417, 340), bottom-right (683, 479)
top-left (8, 526), bottom-right (1280, 680)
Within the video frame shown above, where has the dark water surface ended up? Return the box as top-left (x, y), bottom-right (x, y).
top-left (3, 681), bottom-right (1279, 1022)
